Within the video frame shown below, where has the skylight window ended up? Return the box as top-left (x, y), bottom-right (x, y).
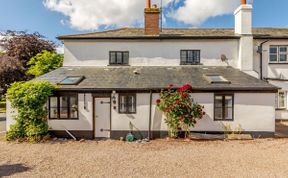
top-left (205, 75), bottom-right (231, 84)
top-left (59, 76), bottom-right (85, 85)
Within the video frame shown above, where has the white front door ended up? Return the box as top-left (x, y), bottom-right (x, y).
top-left (94, 97), bottom-right (111, 138)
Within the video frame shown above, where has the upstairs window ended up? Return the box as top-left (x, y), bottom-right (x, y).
top-left (214, 94), bottom-right (234, 121)
top-left (109, 51), bottom-right (129, 65)
top-left (269, 46), bottom-right (288, 63)
top-left (49, 94), bottom-right (78, 120)
top-left (180, 50), bottom-right (200, 65)
top-left (119, 93), bottom-right (136, 114)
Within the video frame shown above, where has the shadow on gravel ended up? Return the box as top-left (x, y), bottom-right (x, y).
top-left (0, 164), bottom-right (30, 177)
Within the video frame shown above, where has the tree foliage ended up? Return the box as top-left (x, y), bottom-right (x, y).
top-left (6, 81), bottom-right (57, 142)
top-left (27, 50), bottom-right (63, 77)
top-left (0, 31), bottom-right (56, 94)
top-left (157, 84), bottom-right (206, 138)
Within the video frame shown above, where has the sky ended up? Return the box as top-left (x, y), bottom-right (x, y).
top-left (0, 0), bottom-right (287, 49)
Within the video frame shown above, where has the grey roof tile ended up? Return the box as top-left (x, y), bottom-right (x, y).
top-left (35, 66), bottom-right (278, 92)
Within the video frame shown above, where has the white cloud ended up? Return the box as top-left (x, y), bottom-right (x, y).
top-left (170, 0), bottom-right (240, 26)
top-left (56, 45), bottom-right (64, 54)
top-left (44, 0), bottom-right (241, 30)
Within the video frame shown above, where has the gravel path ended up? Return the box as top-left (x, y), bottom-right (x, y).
top-left (1, 138), bottom-right (288, 178)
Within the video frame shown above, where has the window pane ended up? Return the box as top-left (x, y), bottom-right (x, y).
top-left (279, 47), bottom-right (287, 52)
top-left (49, 97), bottom-right (58, 119)
top-left (119, 95), bottom-right (126, 113)
top-left (110, 52), bottom-right (116, 64)
top-left (60, 96), bottom-right (68, 118)
top-left (70, 96), bottom-right (78, 119)
top-left (123, 52), bottom-right (129, 64)
top-left (225, 108), bottom-right (233, 120)
top-left (279, 54), bottom-right (287, 62)
top-left (128, 95), bottom-right (136, 113)
top-left (116, 52), bottom-right (122, 64)
top-left (225, 96), bottom-right (233, 107)
top-left (50, 97), bottom-right (57, 107)
top-left (270, 47), bottom-right (277, 54)
top-left (270, 54), bottom-right (278, 62)
top-left (215, 96), bottom-right (223, 107)
top-left (278, 92), bottom-right (286, 108)
top-left (214, 108), bottom-right (222, 120)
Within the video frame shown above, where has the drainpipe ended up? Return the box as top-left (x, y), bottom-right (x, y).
top-left (148, 90), bottom-right (153, 141)
top-left (258, 40), bottom-right (269, 80)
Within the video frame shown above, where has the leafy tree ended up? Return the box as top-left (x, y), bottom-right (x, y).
top-left (0, 56), bottom-right (24, 94)
top-left (0, 31), bottom-right (55, 68)
top-left (27, 50), bottom-right (63, 77)
top-left (0, 31), bottom-right (56, 94)
top-left (6, 81), bottom-right (58, 142)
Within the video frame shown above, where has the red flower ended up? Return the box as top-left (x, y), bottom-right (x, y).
top-left (176, 100), bottom-right (181, 104)
top-left (165, 108), bottom-right (171, 113)
top-left (168, 84), bottom-right (174, 88)
top-left (181, 93), bottom-right (189, 98)
top-left (156, 99), bottom-right (161, 104)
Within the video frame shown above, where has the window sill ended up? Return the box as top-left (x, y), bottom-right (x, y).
top-left (214, 119), bottom-right (234, 122)
top-left (276, 108), bottom-right (288, 111)
top-left (49, 118), bottom-right (79, 120)
top-left (269, 63), bottom-right (288, 65)
top-left (180, 63), bottom-right (203, 65)
top-left (108, 64), bottom-right (130, 66)
top-left (118, 112), bottom-right (136, 114)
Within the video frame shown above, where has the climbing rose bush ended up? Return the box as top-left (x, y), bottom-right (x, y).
top-left (157, 84), bottom-right (205, 138)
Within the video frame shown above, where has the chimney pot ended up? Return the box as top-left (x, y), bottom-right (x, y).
top-left (146, 0), bottom-right (151, 8)
top-left (152, 4), bottom-right (157, 8)
top-left (241, 0), bottom-right (247, 5)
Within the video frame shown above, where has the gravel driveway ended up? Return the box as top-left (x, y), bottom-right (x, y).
top-left (1, 138), bottom-right (288, 178)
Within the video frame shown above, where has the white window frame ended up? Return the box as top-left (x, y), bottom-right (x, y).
top-left (269, 46), bottom-right (288, 63)
top-left (277, 91), bottom-right (287, 109)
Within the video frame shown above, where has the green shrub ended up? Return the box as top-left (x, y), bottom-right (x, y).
top-left (6, 81), bottom-right (57, 142)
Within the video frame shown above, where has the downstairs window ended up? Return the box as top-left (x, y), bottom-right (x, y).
top-left (49, 94), bottom-right (78, 120)
top-left (119, 93), bottom-right (136, 114)
top-left (214, 94), bottom-right (234, 121)
top-left (277, 91), bottom-right (287, 109)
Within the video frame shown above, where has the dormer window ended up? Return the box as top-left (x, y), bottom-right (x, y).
top-left (180, 50), bottom-right (200, 65)
top-left (109, 51), bottom-right (129, 65)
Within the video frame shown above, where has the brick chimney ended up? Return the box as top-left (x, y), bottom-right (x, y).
top-left (144, 0), bottom-right (160, 35)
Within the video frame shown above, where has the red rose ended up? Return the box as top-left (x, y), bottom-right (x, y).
top-left (156, 99), bottom-right (161, 104)
top-left (168, 84), bottom-right (174, 88)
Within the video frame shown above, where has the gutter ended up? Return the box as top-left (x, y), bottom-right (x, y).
top-left (264, 77), bottom-right (288, 82)
top-left (148, 90), bottom-right (153, 141)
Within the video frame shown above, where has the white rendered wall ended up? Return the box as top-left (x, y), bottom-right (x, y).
top-left (63, 40), bottom-right (238, 68)
top-left (254, 40), bottom-right (288, 120)
top-left (48, 93), bottom-right (93, 131)
top-left (111, 92), bottom-right (275, 133)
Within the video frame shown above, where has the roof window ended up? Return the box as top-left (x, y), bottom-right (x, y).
top-left (205, 75), bottom-right (231, 84)
top-left (59, 76), bottom-right (85, 85)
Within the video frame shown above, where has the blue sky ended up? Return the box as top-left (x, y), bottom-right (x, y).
top-left (0, 0), bottom-right (287, 46)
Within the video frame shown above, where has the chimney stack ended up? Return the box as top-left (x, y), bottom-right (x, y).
top-left (241, 0), bottom-right (247, 5)
top-left (144, 0), bottom-right (160, 35)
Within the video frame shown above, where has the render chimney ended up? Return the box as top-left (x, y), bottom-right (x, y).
top-left (234, 0), bottom-right (252, 35)
top-left (234, 0), bottom-right (254, 74)
top-left (144, 0), bottom-right (160, 35)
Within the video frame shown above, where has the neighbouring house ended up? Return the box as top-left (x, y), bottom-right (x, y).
top-left (6, 0), bottom-right (288, 139)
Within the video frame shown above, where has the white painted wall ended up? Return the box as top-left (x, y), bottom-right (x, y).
top-left (63, 40), bottom-right (239, 68)
top-left (254, 40), bottom-right (288, 120)
top-left (48, 93), bottom-right (93, 131)
top-left (111, 92), bottom-right (275, 133)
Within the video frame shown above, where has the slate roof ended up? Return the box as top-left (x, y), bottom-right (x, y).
top-left (35, 66), bottom-right (278, 92)
top-left (58, 28), bottom-right (288, 40)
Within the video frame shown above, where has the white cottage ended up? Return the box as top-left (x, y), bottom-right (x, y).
top-left (7, 0), bottom-right (288, 139)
